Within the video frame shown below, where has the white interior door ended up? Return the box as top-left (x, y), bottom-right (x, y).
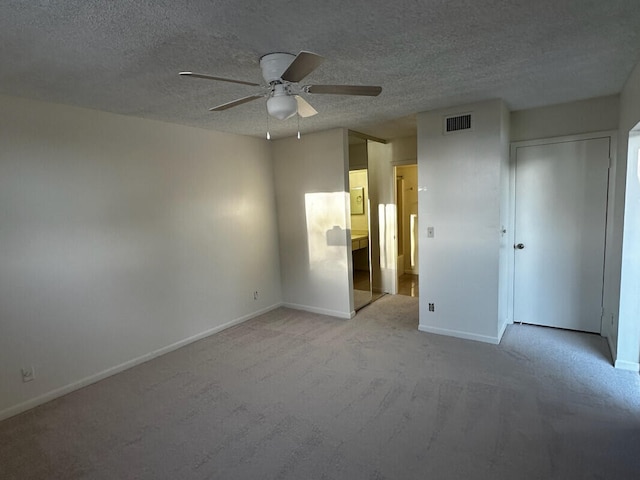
top-left (513, 137), bottom-right (610, 333)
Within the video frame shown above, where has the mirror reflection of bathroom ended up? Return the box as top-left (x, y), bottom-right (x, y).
top-left (348, 134), bottom-right (372, 310)
top-left (395, 164), bottom-right (419, 297)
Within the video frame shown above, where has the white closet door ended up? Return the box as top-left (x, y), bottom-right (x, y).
top-left (513, 137), bottom-right (610, 333)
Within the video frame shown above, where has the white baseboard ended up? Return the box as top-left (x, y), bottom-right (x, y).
top-left (606, 334), bottom-right (617, 366)
top-left (282, 302), bottom-right (352, 319)
top-left (614, 359), bottom-right (640, 372)
top-left (497, 320), bottom-right (509, 343)
top-left (604, 334), bottom-right (639, 371)
top-left (0, 303), bottom-right (282, 422)
top-left (418, 324), bottom-right (502, 345)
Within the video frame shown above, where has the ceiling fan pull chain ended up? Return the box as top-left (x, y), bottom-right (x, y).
top-left (266, 108), bottom-right (271, 140)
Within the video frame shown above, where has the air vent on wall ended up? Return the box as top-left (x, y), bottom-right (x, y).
top-left (444, 113), bottom-right (473, 134)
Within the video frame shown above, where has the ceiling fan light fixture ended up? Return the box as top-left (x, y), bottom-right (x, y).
top-left (267, 86), bottom-right (297, 120)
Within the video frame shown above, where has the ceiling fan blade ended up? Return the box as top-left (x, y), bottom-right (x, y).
top-left (179, 71), bottom-right (260, 87)
top-left (295, 96), bottom-right (318, 118)
top-left (209, 94), bottom-right (264, 111)
top-left (305, 84), bottom-right (382, 96)
top-left (281, 51), bottom-right (325, 83)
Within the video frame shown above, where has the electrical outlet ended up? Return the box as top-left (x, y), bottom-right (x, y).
top-left (428, 303), bottom-right (435, 312)
top-left (21, 366), bottom-right (35, 383)
top-left (253, 290), bottom-right (259, 300)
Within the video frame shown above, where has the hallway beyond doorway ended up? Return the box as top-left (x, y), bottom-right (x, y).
top-left (397, 273), bottom-right (418, 297)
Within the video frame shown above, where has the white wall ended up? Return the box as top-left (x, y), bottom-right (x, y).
top-left (417, 100), bottom-right (509, 344)
top-left (272, 129), bottom-right (353, 318)
top-left (611, 60), bottom-right (640, 371)
top-left (0, 95), bottom-right (282, 419)
top-left (510, 95), bottom-right (620, 142)
top-left (390, 135), bottom-right (417, 164)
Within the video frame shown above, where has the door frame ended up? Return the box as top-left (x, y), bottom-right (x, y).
top-left (508, 131), bottom-right (617, 337)
top-left (395, 170), bottom-right (405, 281)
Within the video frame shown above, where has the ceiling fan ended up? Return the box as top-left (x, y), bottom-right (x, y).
top-left (180, 51), bottom-right (382, 121)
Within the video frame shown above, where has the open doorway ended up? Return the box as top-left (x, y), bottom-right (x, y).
top-left (395, 164), bottom-right (418, 297)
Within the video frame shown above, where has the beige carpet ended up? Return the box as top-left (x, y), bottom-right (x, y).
top-left (1, 295), bottom-right (639, 479)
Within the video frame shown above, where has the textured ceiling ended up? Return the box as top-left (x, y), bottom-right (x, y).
top-left (1, 1), bottom-right (640, 140)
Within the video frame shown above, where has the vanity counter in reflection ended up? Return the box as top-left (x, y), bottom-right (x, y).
top-left (351, 230), bottom-right (369, 251)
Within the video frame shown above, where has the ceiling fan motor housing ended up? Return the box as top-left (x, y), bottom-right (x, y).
top-left (259, 53), bottom-right (296, 83)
